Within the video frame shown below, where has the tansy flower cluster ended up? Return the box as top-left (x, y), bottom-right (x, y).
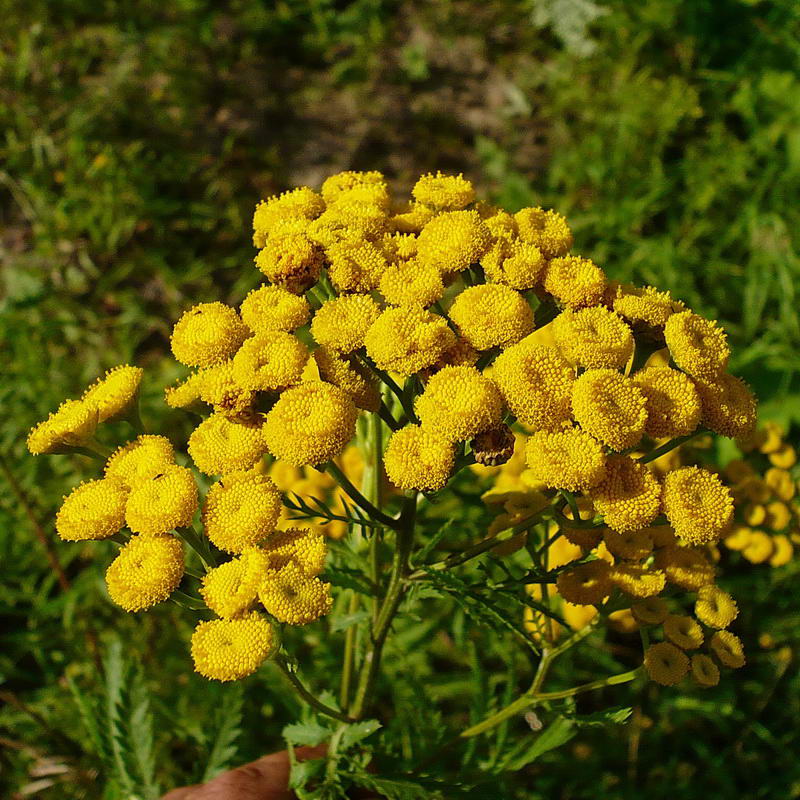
top-left (28, 170), bottom-right (760, 699)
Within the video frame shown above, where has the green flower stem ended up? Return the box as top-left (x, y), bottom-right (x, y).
top-left (73, 439), bottom-right (112, 460)
top-left (348, 494), bottom-right (417, 720)
top-left (638, 428), bottom-right (707, 464)
top-left (175, 526), bottom-right (216, 570)
top-left (325, 460), bottom-right (398, 529)
top-left (378, 400), bottom-right (401, 431)
top-left (339, 591), bottom-right (360, 710)
top-left (534, 666), bottom-right (644, 702)
top-left (275, 656), bottom-right (354, 724)
top-left (461, 619), bottom-right (603, 738)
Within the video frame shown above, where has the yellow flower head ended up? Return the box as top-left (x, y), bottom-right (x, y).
top-left (572, 370), bottom-right (648, 451)
top-left (602, 528), bottom-right (653, 561)
top-left (664, 614), bottom-right (704, 650)
top-left (769, 443), bottom-right (796, 468)
top-left (765, 500), bottom-right (792, 532)
top-left (632, 367), bottom-right (702, 438)
top-left (695, 373), bottom-right (757, 439)
top-left (379, 259), bottom-right (445, 307)
top-left (82, 365), bottom-right (144, 423)
top-left (365, 306), bottom-right (455, 376)
top-left (476, 204), bottom-right (518, 238)
top-left (188, 413), bottom-right (268, 475)
top-left (389, 200), bottom-right (436, 234)
top-left (203, 470), bottom-right (282, 553)
top-left (56, 479), bottom-right (128, 541)
top-left (662, 466), bottom-right (733, 546)
top-left (231, 332), bottom-right (308, 392)
top-left (611, 284), bottom-right (684, 328)
top-left (664, 311), bottom-right (730, 380)
top-left (492, 342), bottom-right (575, 430)
top-left (264, 382), bottom-right (357, 466)
top-left (710, 630), bottom-right (746, 668)
top-left (514, 207), bottom-right (573, 258)
top-left (556, 560), bottom-right (612, 606)
top-left (543, 256), bottom-right (606, 309)
top-left (326, 239), bottom-right (388, 293)
top-left (171, 303), bottom-right (249, 369)
top-left (197, 362), bottom-right (256, 418)
top-left (321, 170), bottom-right (385, 203)
top-left (165, 371), bottom-right (205, 410)
top-left (106, 535), bottom-right (184, 612)
top-left (690, 653), bottom-right (720, 687)
top-left (552, 307), bottom-right (634, 370)
top-left (765, 467), bottom-right (796, 502)
top-left (383, 424), bottom-right (455, 492)
top-left (449, 284), bottom-right (534, 350)
top-left (653, 545), bottom-right (716, 590)
top-left (524, 428), bottom-right (607, 492)
top-left (329, 181), bottom-right (391, 211)
top-left (631, 597), bottom-right (669, 626)
top-left (412, 171), bottom-right (475, 210)
top-left (255, 232), bottom-right (324, 294)
top-left (416, 210), bottom-right (492, 273)
top-left (609, 563), bottom-right (666, 598)
top-left (191, 612), bottom-right (276, 681)
top-left (27, 399), bottom-right (98, 455)
top-left (644, 642), bottom-right (689, 686)
top-left (590, 456), bottom-right (662, 533)
top-left (694, 585), bottom-right (738, 629)
top-left (252, 187), bottom-right (325, 245)
top-left (308, 202), bottom-right (387, 247)
top-left (261, 527), bottom-right (327, 575)
top-left (258, 561), bottom-right (333, 625)
top-left (200, 548), bottom-right (268, 618)
top-left (125, 465), bottom-right (198, 536)
top-left (240, 285), bottom-right (311, 334)
top-left (105, 435), bottom-right (176, 488)
top-left (310, 294), bottom-right (382, 353)
top-left (313, 348), bottom-right (380, 411)
top-left (769, 534), bottom-right (793, 567)
top-left (415, 365), bottom-right (504, 442)
top-left (480, 238), bottom-right (546, 291)
top-left (380, 231), bottom-right (419, 264)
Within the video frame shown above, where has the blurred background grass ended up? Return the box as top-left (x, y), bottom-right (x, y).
top-left (2, 0), bottom-right (800, 797)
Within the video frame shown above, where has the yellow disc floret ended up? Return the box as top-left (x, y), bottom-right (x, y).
top-left (56, 479), bottom-right (128, 541)
top-left (379, 259), bottom-right (445, 307)
top-left (590, 456), bottom-right (662, 533)
top-left (326, 239), bottom-right (388, 293)
top-left (252, 187), bottom-right (324, 246)
top-left (543, 256), bottom-right (606, 309)
top-left (524, 428), bottom-right (607, 492)
top-left (690, 653), bottom-right (720, 687)
top-left (694, 585), bottom-right (738, 629)
top-left (232, 332), bottom-right (308, 392)
top-left (480, 238), bottom-right (546, 291)
top-left (203, 470), bottom-right (282, 553)
top-left (365, 306), bottom-right (455, 376)
top-left (321, 170), bottom-right (385, 203)
top-left (200, 548), bottom-right (269, 618)
top-left (572, 369), bottom-right (648, 451)
top-left (313, 347), bottom-right (380, 411)
top-left (610, 284), bottom-right (684, 328)
top-left (105, 435), bottom-right (176, 488)
top-left (170, 303), bottom-right (249, 369)
top-left (240, 285), bottom-right (311, 333)
top-left (449, 284), bottom-right (534, 350)
top-left (258, 561), bottom-right (333, 625)
top-left (663, 614), bottom-right (704, 650)
top-left (632, 367), bottom-right (702, 438)
top-left (662, 466), bottom-right (733, 546)
top-left (710, 630), bottom-right (745, 668)
top-left (664, 311), bottom-right (729, 380)
top-left (264, 382), bottom-right (357, 466)
top-left (694, 373), bottom-right (757, 439)
top-left (188, 414), bottom-right (268, 475)
top-left (82, 365), bottom-right (144, 423)
top-left (383, 425), bottom-right (455, 492)
top-left (416, 210), bottom-right (492, 273)
top-left (514, 207), bottom-right (572, 258)
top-left (644, 642), bottom-right (689, 686)
top-left (552, 307), bottom-right (634, 370)
top-left (412, 171), bottom-right (475, 210)
top-left (27, 399), bottom-right (99, 455)
top-left (255, 232), bottom-right (324, 294)
top-left (609, 564), bottom-right (666, 598)
top-left (191, 613), bottom-right (276, 681)
top-left (106, 535), bottom-right (184, 612)
top-left (261, 528), bottom-right (327, 575)
top-left (631, 597), bottom-right (669, 626)
top-left (310, 294), bottom-right (381, 354)
top-left (653, 545), bottom-right (715, 591)
top-left (125, 465), bottom-right (198, 536)
top-left (415, 366), bottom-right (503, 442)
top-left (556, 560), bottom-right (612, 606)
top-left (492, 342), bottom-right (575, 431)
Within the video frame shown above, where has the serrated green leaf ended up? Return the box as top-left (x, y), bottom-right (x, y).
top-left (202, 683), bottom-right (244, 782)
top-left (330, 609), bottom-right (372, 633)
top-left (570, 706), bottom-right (633, 727)
top-left (129, 668), bottom-right (159, 799)
top-left (495, 716), bottom-right (576, 772)
top-left (341, 719), bottom-right (381, 750)
top-left (283, 719), bottom-right (333, 747)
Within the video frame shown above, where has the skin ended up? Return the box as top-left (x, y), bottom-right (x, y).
top-left (161, 746), bottom-right (326, 800)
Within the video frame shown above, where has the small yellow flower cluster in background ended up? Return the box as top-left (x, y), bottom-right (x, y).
top-left (721, 421), bottom-right (798, 567)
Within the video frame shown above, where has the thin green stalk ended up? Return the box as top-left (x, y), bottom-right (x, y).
top-left (535, 667), bottom-right (644, 701)
top-left (339, 591), bottom-right (360, 710)
top-left (275, 657), bottom-right (353, 724)
top-left (325, 460), bottom-right (398, 528)
top-left (348, 495), bottom-right (417, 720)
top-left (378, 400), bottom-right (401, 431)
top-left (175, 526), bottom-right (217, 570)
top-left (638, 428), bottom-right (707, 464)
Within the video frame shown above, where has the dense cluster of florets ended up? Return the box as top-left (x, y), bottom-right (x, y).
top-left (29, 170), bottom-right (761, 693)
